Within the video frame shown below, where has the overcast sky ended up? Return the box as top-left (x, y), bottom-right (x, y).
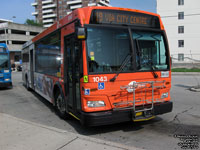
top-left (0, 0), bottom-right (156, 24)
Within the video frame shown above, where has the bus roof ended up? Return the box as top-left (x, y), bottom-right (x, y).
top-left (0, 43), bottom-right (7, 48)
top-left (0, 43), bottom-right (9, 53)
top-left (32, 6), bottom-right (164, 43)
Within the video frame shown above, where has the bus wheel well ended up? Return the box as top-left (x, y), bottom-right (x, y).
top-left (25, 73), bottom-right (31, 91)
top-left (53, 85), bottom-right (60, 105)
top-left (53, 84), bottom-right (69, 119)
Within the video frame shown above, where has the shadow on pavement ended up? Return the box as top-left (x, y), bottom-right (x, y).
top-left (25, 84), bottom-right (167, 136)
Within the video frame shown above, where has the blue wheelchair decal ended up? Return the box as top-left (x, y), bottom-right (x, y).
top-left (98, 82), bottom-right (105, 90)
top-left (84, 89), bottom-right (90, 95)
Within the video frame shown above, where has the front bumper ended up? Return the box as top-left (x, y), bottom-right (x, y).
top-left (0, 82), bottom-right (12, 88)
top-left (81, 101), bottom-right (173, 126)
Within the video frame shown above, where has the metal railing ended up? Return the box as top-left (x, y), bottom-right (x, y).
top-left (113, 81), bottom-right (166, 114)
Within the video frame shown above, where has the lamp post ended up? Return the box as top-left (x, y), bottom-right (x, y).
top-left (9, 16), bottom-right (16, 22)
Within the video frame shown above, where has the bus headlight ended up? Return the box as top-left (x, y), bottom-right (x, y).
top-left (4, 70), bottom-right (9, 73)
top-left (161, 92), bottom-right (168, 99)
top-left (5, 79), bottom-right (10, 81)
top-left (87, 101), bottom-right (105, 108)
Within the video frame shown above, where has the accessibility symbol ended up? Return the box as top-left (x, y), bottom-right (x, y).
top-left (98, 83), bottom-right (105, 90)
top-left (84, 89), bottom-right (90, 95)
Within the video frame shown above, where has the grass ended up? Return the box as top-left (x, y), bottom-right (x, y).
top-left (172, 68), bottom-right (200, 72)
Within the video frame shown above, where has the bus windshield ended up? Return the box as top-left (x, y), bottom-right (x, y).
top-left (86, 26), bottom-right (169, 74)
top-left (87, 26), bottom-right (133, 73)
top-left (133, 31), bottom-right (168, 71)
top-left (0, 53), bottom-right (9, 70)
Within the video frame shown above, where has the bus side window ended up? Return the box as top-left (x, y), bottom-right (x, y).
top-left (75, 41), bottom-right (83, 78)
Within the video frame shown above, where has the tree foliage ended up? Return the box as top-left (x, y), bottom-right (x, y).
top-left (24, 19), bottom-right (43, 27)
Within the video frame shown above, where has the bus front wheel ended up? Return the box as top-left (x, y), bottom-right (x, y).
top-left (55, 91), bottom-right (68, 119)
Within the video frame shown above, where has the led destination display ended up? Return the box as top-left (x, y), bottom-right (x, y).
top-left (90, 9), bottom-right (161, 29)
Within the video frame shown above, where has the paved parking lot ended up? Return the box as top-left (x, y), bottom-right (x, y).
top-left (0, 72), bottom-right (200, 150)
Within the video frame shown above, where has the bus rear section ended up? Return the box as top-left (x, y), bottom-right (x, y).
top-left (22, 7), bottom-right (172, 126)
top-left (0, 43), bottom-right (12, 88)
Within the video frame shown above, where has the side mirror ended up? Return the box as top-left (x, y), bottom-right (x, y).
top-left (76, 27), bottom-right (87, 40)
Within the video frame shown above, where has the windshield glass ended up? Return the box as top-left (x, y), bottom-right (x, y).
top-left (133, 31), bottom-right (168, 71)
top-left (0, 53), bottom-right (9, 69)
top-left (87, 27), bottom-right (133, 73)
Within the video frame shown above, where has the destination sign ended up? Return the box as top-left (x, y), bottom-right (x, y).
top-left (90, 9), bottom-right (160, 29)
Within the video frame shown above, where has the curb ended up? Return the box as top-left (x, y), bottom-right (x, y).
top-left (190, 87), bottom-right (200, 92)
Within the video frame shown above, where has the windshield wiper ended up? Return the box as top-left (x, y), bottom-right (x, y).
top-left (110, 54), bottom-right (132, 82)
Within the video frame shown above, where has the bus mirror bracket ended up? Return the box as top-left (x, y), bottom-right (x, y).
top-left (76, 27), bottom-right (87, 40)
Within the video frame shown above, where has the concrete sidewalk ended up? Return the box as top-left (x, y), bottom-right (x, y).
top-left (0, 113), bottom-right (139, 150)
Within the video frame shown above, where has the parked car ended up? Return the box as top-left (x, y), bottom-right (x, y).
top-left (17, 65), bottom-right (22, 71)
top-left (11, 64), bottom-right (15, 71)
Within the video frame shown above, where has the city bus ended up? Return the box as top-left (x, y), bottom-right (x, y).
top-left (0, 43), bottom-right (12, 88)
top-left (22, 6), bottom-right (172, 126)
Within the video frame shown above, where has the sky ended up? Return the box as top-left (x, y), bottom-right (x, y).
top-left (0, 0), bottom-right (156, 24)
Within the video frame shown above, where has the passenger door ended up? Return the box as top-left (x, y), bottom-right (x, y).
top-left (64, 35), bottom-right (82, 114)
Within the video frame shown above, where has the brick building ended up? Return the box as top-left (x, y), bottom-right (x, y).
top-left (32, 0), bottom-right (111, 28)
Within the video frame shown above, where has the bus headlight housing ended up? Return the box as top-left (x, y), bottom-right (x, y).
top-left (87, 101), bottom-right (105, 108)
top-left (161, 92), bottom-right (168, 99)
top-left (5, 79), bottom-right (10, 81)
top-left (4, 70), bottom-right (10, 73)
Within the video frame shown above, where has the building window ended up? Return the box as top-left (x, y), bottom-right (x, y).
top-left (178, 0), bottom-right (184, 5)
top-left (178, 26), bottom-right (184, 33)
top-left (178, 53), bottom-right (184, 61)
top-left (178, 40), bottom-right (184, 47)
top-left (178, 12), bottom-right (184, 19)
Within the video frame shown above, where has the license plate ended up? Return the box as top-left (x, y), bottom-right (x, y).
top-left (136, 112), bottom-right (143, 117)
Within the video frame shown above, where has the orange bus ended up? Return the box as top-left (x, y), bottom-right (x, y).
top-left (22, 6), bottom-right (172, 126)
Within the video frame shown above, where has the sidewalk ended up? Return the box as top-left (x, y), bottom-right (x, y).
top-left (0, 113), bottom-right (139, 150)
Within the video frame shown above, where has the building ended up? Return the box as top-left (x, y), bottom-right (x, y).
top-left (157, 0), bottom-right (200, 66)
top-left (0, 19), bottom-right (13, 24)
top-left (32, 0), bottom-right (111, 28)
top-left (0, 21), bottom-right (45, 65)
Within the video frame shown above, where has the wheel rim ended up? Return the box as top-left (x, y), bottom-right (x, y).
top-left (56, 94), bottom-right (65, 113)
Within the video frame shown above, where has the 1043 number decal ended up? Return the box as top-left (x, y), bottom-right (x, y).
top-left (93, 76), bottom-right (107, 82)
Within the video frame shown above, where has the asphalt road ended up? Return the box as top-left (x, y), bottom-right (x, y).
top-left (0, 72), bottom-right (200, 150)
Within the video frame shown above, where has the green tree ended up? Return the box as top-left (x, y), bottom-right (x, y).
top-left (24, 19), bottom-right (43, 27)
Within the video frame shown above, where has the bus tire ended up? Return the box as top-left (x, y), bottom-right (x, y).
top-left (55, 90), bottom-right (68, 119)
top-left (25, 75), bottom-right (31, 91)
